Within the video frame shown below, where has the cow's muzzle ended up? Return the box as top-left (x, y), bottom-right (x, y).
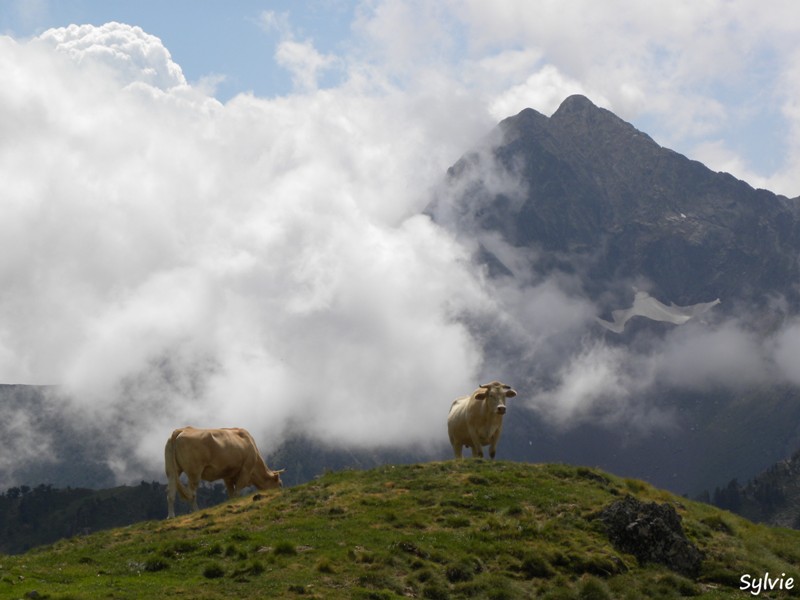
top-left (497, 405), bottom-right (506, 415)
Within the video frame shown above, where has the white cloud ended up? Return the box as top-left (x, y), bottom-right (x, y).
top-left (527, 316), bottom-right (780, 431)
top-left (260, 10), bottom-right (340, 92)
top-left (38, 22), bottom-right (186, 91)
top-left (529, 342), bottom-right (667, 430)
top-left (525, 306), bottom-right (800, 433)
top-left (770, 48), bottom-right (800, 196)
top-left (654, 320), bottom-right (771, 390)
top-left (259, 10), bottom-right (291, 37)
top-left (353, 0), bottom-right (458, 75)
top-left (488, 64), bottom-right (598, 122)
top-left (275, 38), bottom-right (338, 91)
top-left (0, 403), bottom-right (55, 474)
top-left (772, 319), bottom-right (800, 385)
top-left (0, 23), bottom-right (497, 482)
top-left (692, 140), bottom-right (758, 180)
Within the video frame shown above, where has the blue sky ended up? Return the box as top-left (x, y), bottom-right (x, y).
top-left (3, 1), bottom-right (800, 482)
top-left (0, 0), bottom-right (355, 99)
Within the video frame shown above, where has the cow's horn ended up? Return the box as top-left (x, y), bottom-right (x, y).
top-left (274, 469), bottom-right (286, 474)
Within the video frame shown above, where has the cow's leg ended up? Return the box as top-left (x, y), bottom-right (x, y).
top-left (187, 475), bottom-right (200, 512)
top-left (224, 478), bottom-right (237, 498)
top-left (452, 442), bottom-right (463, 459)
top-left (449, 433), bottom-right (463, 459)
top-left (489, 428), bottom-right (504, 459)
top-left (166, 476), bottom-right (177, 519)
top-left (233, 470), bottom-right (252, 496)
top-left (467, 426), bottom-right (484, 458)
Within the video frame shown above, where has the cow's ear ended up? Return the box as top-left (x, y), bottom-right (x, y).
top-left (505, 389), bottom-right (517, 398)
top-left (475, 392), bottom-right (487, 400)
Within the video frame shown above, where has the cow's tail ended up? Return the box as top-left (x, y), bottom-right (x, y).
top-left (165, 430), bottom-right (192, 501)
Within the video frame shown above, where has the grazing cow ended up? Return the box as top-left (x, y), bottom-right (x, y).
top-left (165, 426), bottom-right (284, 518)
top-left (447, 381), bottom-right (517, 459)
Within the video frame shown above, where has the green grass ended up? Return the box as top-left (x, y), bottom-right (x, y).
top-left (1, 460), bottom-right (799, 598)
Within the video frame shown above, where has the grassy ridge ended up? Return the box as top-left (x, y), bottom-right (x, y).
top-left (1, 460), bottom-right (800, 599)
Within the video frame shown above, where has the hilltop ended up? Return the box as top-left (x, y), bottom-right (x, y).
top-left (2, 461), bottom-right (800, 599)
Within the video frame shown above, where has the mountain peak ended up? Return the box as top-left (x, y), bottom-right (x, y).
top-left (554, 93), bottom-right (598, 113)
top-left (435, 95), bottom-right (800, 309)
top-left (549, 94), bottom-right (646, 146)
top-left (550, 94), bottom-right (620, 127)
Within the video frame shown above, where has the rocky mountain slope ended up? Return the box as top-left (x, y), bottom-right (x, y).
top-left (707, 447), bottom-right (800, 529)
top-left (429, 94), bottom-right (800, 312)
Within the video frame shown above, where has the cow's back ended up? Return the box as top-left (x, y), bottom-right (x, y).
top-left (173, 427), bottom-right (253, 479)
top-left (171, 427), bottom-right (208, 475)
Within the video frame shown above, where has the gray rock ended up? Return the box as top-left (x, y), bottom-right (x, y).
top-left (599, 495), bottom-right (703, 578)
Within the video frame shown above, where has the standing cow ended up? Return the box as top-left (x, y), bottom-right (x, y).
top-left (165, 426), bottom-right (284, 518)
top-left (447, 381), bottom-right (517, 459)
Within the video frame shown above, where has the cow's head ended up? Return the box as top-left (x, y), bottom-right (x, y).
top-left (476, 381), bottom-right (517, 416)
top-left (255, 466), bottom-right (285, 490)
top-left (270, 468), bottom-right (285, 489)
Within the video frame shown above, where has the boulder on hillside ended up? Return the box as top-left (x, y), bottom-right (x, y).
top-left (599, 495), bottom-right (703, 578)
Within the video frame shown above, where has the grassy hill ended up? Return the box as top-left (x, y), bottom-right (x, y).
top-left (0, 482), bottom-right (229, 555)
top-left (1, 461), bottom-right (800, 599)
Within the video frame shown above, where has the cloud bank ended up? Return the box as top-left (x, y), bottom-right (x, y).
top-left (0, 22), bottom-right (499, 482)
top-left (3, 3), bottom-right (800, 486)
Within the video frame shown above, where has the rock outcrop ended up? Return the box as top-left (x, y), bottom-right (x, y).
top-left (599, 495), bottom-right (704, 577)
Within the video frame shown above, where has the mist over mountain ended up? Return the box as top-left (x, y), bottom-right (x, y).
top-left (427, 94), bottom-right (800, 495)
top-left (4, 95), bottom-right (800, 502)
top-left (0, 385), bottom-right (115, 489)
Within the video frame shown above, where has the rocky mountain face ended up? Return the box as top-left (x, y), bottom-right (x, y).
top-left (708, 447), bottom-right (800, 529)
top-left (430, 94), bottom-right (800, 313)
